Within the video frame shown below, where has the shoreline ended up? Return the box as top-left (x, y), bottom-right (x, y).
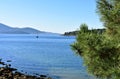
top-left (0, 59), bottom-right (52, 79)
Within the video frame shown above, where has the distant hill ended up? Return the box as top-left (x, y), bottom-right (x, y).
top-left (64, 31), bottom-right (79, 36)
top-left (18, 27), bottom-right (45, 34)
top-left (0, 23), bottom-right (47, 34)
top-left (64, 29), bottom-right (105, 36)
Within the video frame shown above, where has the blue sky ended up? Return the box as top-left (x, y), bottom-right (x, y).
top-left (0, 0), bottom-right (103, 33)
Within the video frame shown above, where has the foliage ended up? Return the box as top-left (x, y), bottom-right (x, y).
top-left (71, 0), bottom-right (120, 79)
top-left (97, 0), bottom-right (120, 37)
top-left (64, 31), bottom-right (79, 36)
top-left (64, 29), bottom-right (105, 36)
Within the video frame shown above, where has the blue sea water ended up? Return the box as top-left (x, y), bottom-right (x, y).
top-left (0, 34), bottom-right (93, 79)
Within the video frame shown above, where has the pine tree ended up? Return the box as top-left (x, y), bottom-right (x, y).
top-left (71, 0), bottom-right (120, 79)
top-left (97, 0), bottom-right (120, 37)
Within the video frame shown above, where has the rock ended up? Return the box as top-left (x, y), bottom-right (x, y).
top-left (40, 75), bottom-right (47, 77)
top-left (7, 60), bottom-right (12, 62)
top-left (0, 60), bottom-right (53, 79)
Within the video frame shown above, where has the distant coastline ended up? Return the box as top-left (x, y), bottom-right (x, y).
top-left (0, 23), bottom-right (56, 34)
top-left (63, 29), bottom-right (105, 36)
top-left (63, 31), bottom-right (79, 36)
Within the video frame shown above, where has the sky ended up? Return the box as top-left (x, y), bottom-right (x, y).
top-left (0, 0), bottom-right (103, 33)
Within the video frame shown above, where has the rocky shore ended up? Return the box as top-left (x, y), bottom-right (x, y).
top-left (0, 59), bottom-right (52, 79)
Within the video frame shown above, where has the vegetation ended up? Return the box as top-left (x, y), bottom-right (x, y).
top-left (64, 31), bottom-right (79, 36)
top-left (71, 0), bottom-right (120, 79)
top-left (64, 28), bottom-right (105, 36)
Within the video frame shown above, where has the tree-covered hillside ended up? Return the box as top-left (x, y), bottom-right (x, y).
top-left (64, 28), bottom-right (105, 36)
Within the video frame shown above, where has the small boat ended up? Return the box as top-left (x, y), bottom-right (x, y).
top-left (36, 36), bottom-right (39, 38)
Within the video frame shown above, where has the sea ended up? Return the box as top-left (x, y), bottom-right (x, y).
top-left (0, 34), bottom-right (94, 79)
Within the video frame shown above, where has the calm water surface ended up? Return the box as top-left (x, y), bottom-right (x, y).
top-left (0, 34), bottom-right (93, 79)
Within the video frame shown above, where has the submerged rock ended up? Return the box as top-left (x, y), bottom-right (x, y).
top-left (0, 60), bottom-right (52, 79)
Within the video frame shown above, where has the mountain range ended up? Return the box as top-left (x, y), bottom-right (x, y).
top-left (0, 23), bottom-right (47, 34)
